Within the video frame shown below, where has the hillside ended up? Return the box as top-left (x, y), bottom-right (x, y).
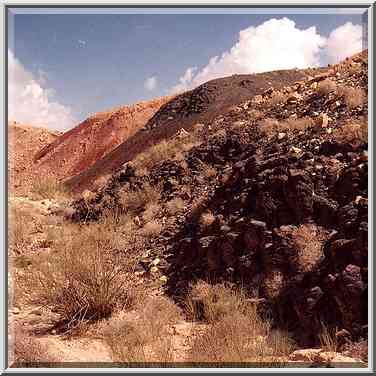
top-left (70, 51), bottom-right (368, 348)
top-left (33, 96), bottom-right (171, 183)
top-left (10, 51), bottom-right (368, 367)
top-left (8, 122), bottom-right (61, 195)
top-left (66, 68), bottom-right (328, 192)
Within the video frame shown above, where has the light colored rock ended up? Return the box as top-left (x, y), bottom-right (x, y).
top-left (278, 132), bottom-right (286, 140)
top-left (315, 113), bottom-right (329, 128)
top-left (12, 307), bottom-right (20, 315)
top-left (150, 266), bottom-right (159, 273)
top-left (289, 349), bottom-right (364, 365)
top-left (290, 146), bottom-right (302, 154)
top-left (151, 258), bottom-right (160, 266)
top-left (289, 349), bottom-right (322, 361)
top-left (159, 275), bottom-right (168, 284)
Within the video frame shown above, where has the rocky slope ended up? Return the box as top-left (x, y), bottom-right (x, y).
top-left (70, 50), bottom-right (368, 349)
top-left (8, 122), bottom-right (61, 195)
top-left (66, 68), bottom-right (327, 192)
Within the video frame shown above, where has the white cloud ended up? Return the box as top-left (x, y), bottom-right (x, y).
top-left (170, 66), bottom-right (197, 94)
top-left (171, 18), bottom-right (326, 93)
top-left (144, 76), bottom-right (158, 91)
top-left (171, 19), bottom-right (364, 94)
top-left (8, 50), bottom-right (76, 131)
top-left (325, 22), bottom-right (363, 63)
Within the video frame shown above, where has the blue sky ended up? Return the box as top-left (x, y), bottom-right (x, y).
top-left (8, 9), bottom-right (367, 130)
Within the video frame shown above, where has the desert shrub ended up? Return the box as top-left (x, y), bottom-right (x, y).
top-left (283, 117), bottom-right (314, 131)
top-left (141, 220), bottom-right (163, 238)
top-left (133, 140), bottom-right (174, 171)
top-left (104, 320), bottom-right (148, 363)
top-left (30, 176), bottom-right (71, 200)
top-left (142, 203), bottom-right (160, 222)
top-left (29, 225), bottom-right (133, 330)
top-left (186, 282), bottom-right (295, 363)
top-left (119, 183), bottom-right (162, 215)
top-left (335, 121), bottom-right (368, 144)
top-left (317, 79), bottom-right (337, 96)
top-left (337, 86), bottom-right (365, 109)
top-left (268, 91), bottom-right (286, 106)
top-left (141, 296), bottom-right (182, 341)
top-left (8, 208), bottom-right (30, 254)
top-left (11, 324), bottom-right (55, 366)
top-left (319, 324), bottom-right (338, 353)
top-left (199, 211), bottom-right (216, 229)
top-left (166, 197), bottom-right (185, 215)
top-left (201, 163), bottom-right (217, 179)
top-left (259, 118), bottom-right (280, 135)
top-left (259, 117), bottom-right (313, 137)
top-left (291, 224), bottom-right (325, 273)
top-left (103, 297), bottom-right (181, 363)
top-left (185, 281), bottom-right (254, 323)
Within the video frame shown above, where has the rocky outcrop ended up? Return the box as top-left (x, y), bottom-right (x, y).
top-left (69, 51), bottom-right (368, 347)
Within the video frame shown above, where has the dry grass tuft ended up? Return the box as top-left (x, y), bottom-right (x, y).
top-left (199, 211), bottom-right (216, 229)
top-left (201, 164), bottom-right (217, 179)
top-left (259, 117), bottom-right (313, 137)
top-left (141, 220), bottom-right (163, 238)
top-left (28, 224), bottom-right (135, 330)
top-left (317, 79), bottom-right (337, 96)
top-left (9, 208), bottom-right (31, 255)
top-left (119, 183), bottom-right (162, 215)
top-left (11, 324), bottom-right (55, 366)
top-left (337, 86), bottom-right (365, 109)
top-left (103, 296), bottom-right (181, 363)
top-left (291, 224), bottom-right (325, 273)
top-left (185, 281), bottom-right (249, 323)
top-left (268, 91), bottom-right (286, 106)
top-left (186, 282), bottom-right (295, 363)
top-left (30, 177), bottom-right (71, 200)
top-left (335, 121), bottom-right (368, 144)
top-left (319, 323), bottom-right (338, 353)
top-left (166, 197), bottom-right (185, 215)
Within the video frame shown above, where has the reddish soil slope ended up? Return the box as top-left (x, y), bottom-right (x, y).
top-left (34, 96), bottom-right (171, 182)
top-left (8, 122), bottom-right (61, 195)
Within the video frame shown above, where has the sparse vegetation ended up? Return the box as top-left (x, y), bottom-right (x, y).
top-left (119, 182), bottom-right (162, 215)
top-left (28, 224), bottom-right (136, 330)
top-left (30, 176), bottom-right (71, 200)
top-left (319, 324), bottom-right (338, 353)
top-left (259, 117), bottom-right (313, 137)
top-left (103, 297), bottom-right (181, 363)
top-left (199, 211), bottom-right (216, 229)
top-left (317, 79), bottom-right (337, 95)
top-left (9, 208), bottom-right (30, 254)
top-left (166, 197), bottom-right (185, 215)
top-left (186, 282), bottom-right (295, 363)
top-left (335, 121), bottom-right (368, 144)
top-left (141, 220), bottom-right (163, 238)
top-left (268, 91), bottom-right (286, 106)
top-left (12, 324), bottom-right (55, 366)
top-left (337, 86), bottom-right (365, 109)
top-left (291, 224), bottom-right (326, 273)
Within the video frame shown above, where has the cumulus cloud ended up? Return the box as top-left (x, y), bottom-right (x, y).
top-left (170, 67), bottom-right (197, 94)
top-left (171, 18), bottom-right (364, 94)
top-left (8, 50), bottom-right (76, 131)
top-left (144, 76), bottom-right (158, 91)
top-left (171, 18), bottom-right (326, 93)
top-left (325, 22), bottom-right (363, 63)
